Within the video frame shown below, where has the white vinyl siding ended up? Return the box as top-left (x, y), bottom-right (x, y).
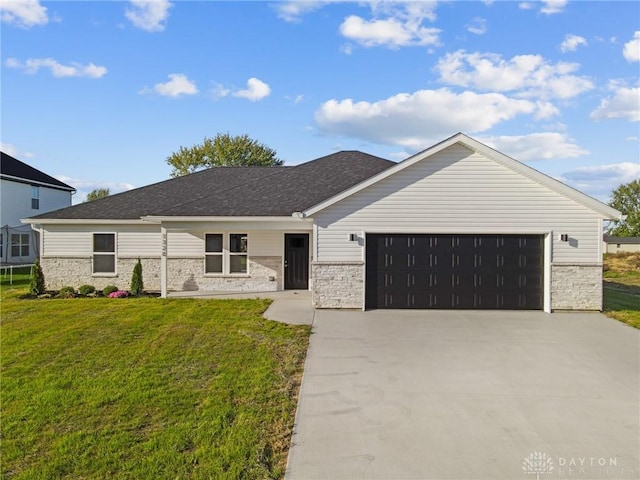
top-left (42, 224), bottom-right (161, 257)
top-left (167, 230), bottom-right (293, 257)
top-left (313, 144), bottom-right (604, 264)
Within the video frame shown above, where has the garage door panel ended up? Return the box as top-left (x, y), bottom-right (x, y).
top-left (366, 234), bottom-right (544, 310)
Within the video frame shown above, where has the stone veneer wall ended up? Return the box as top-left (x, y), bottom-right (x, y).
top-left (551, 263), bottom-right (603, 311)
top-left (167, 256), bottom-right (281, 292)
top-left (312, 261), bottom-right (363, 308)
top-left (40, 257), bottom-right (161, 291)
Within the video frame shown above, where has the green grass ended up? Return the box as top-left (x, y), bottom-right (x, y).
top-left (603, 253), bottom-right (640, 329)
top-left (1, 276), bottom-right (311, 479)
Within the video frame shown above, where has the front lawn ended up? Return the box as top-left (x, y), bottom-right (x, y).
top-left (1, 277), bottom-right (310, 479)
top-left (603, 252), bottom-right (640, 328)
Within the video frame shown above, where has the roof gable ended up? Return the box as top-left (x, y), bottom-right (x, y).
top-left (1, 151), bottom-right (75, 192)
top-left (304, 133), bottom-right (622, 220)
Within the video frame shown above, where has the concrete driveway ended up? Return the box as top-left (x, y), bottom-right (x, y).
top-left (285, 310), bottom-right (640, 480)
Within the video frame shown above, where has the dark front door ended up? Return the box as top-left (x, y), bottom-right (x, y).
top-left (285, 234), bottom-right (309, 290)
top-left (366, 234), bottom-right (544, 310)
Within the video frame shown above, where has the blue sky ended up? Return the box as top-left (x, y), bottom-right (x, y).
top-left (2, 0), bottom-right (639, 204)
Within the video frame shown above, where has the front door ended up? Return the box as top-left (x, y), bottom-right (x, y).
top-left (284, 234), bottom-right (309, 289)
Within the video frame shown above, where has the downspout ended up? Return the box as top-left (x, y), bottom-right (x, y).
top-left (30, 223), bottom-right (43, 261)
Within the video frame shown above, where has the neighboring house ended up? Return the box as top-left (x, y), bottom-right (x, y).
top-left (24, 133), bottom-right (622, 311)
top-left (1, 151), bottom-right (75, 264)
top-left (603, 234), bottom-right (640, 253)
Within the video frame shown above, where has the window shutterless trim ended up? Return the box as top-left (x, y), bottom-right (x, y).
top-left (92, 232), bottom-right (117, 275)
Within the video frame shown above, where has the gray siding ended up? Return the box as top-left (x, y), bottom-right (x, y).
top-left (313, 144), bottom-right (603, 264)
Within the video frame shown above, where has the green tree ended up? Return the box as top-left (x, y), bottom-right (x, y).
top-left (29, 259), bottom-right (46, 295)
top-left (130, 258), bottom-right (144, 296)
top-left (85, 188), bottom-right (110, 202)
top-left (608, 179), bottom-right (640, 237)
top-left (166, 133), bottom-right (283, 177)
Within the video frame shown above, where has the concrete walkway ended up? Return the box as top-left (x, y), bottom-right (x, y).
top-left (286, 309), bottom-right (640, 479)
top-left (167, 289), bottom-right (315, 325)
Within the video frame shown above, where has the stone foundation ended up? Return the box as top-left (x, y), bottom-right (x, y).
top-left (40, 257), bottom-right (161, 291)
top-left (167, 256), bottom-right (281, 292)
top-left (551, 263), bottom-right (603, 310)
top-left (312, 261), bottom-right (363, 308)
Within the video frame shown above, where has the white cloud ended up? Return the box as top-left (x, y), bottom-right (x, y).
top-left (560, 162), bottom-right (640, 197)
top-left (314, 88), bottom-right (536, 149)
top-left (0, 142), bottom-right (34, 158)
top-left (519, 0), bottom-right (567, 14)
top-left (141, 73), bottom-right (198, 97)
top-left (623, 31), bottom-right (640, 62)
top-left (210, 82), bottom-right (230, 99)
top-left (232, 77), bottom-right (271, 101)
top-left (5, 57), bottom-right (107, 78)
top-left (339, 2), bottom-right (440, 49)
top-left (273, 1), bottom-right (326, 22)
top-left (435, 50), bottom-right (593, 99)
top-left (590, 83), bottom-right (640, 122)
top-left (466, 17), bottom-right (487, 35)
top-left (540, 0), bottom-right (567, 15)
top-left (0, 0), bottom-right (48, 27)
top-left (560, 34), bottom-right (587, 52)
top-left (125, 0), bottom-right (172, 32)
top-left (479, 132), bottom-right (588, 161)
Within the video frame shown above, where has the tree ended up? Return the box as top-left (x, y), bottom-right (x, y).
top-left (607, 179), bottom-right (640, 237)
top-left (130, 258), bottom-right (144, 296)
top-left (29, 259), bottom-right (46, 295)
top-left (166, 133), bottom-right (283, 177)
top-left (85, 188), bottom-right (110, 202)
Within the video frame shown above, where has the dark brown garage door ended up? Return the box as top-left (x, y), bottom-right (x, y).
top-left (365, 234), bottom-right (544, 310)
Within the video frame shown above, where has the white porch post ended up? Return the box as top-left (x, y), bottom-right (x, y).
top-left (161, 225), bottom-right (168, 298)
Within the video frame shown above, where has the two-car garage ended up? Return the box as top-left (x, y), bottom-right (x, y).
top-left (365, 234), bottom-right (544, 310)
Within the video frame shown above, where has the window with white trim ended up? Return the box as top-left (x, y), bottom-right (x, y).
top-left (229, 233), bottom-right (248, 273)
top-left (205, 234), bottom-right (223, 274)
top-left (11, 234), bottom-right (29, 257)
top-left (93, 233), bottom-right (116, 274)
top-left (204, 233), bottom-right (248, 274)
top-left (31, 186), bottom-right (40, 210)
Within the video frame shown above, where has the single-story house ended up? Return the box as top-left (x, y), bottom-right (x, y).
top-left (24, 133), bottom-right (622, 312)
top-left (603, 234), bottom-right (640, 254)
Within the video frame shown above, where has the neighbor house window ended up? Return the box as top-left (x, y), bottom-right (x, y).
top-left (93, 233), bottom-right (116, 274)
top-left (11, 234), bottom-right (29, 257)
top-left (31, 186), bottom-right (40, 210)
top-left (204, 233), bottom-right (248, 274)
top-left (0, 234), bottom-right (4, 258)
top-left (205, 234), bottom-right (223, 274)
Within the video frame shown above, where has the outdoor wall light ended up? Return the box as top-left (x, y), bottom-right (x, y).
top-left (559, 234), bottom-right (569, 242)
top-left (349, 233), bottom-right (358, 241)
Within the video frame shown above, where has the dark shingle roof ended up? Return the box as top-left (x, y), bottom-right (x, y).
top-left (603, 235), bottom-right (640, 244)
top-left (29, 151), bottom-right (395, 220)
top-left (1, 151), bottom-right (75, 191)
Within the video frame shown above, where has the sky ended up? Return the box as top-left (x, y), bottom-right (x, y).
top-left (1, 0), bottom-right (639, 205)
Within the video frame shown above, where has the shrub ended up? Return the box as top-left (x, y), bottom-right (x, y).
top-left (29, 260), bottom-right (46, 296)
top-left (78, 284), bottom-right (96, 296)
top-left (108, 290), bottom-right (129, 298)
top-left (57, 286), bottom-right (76, 299)
top-left (130, 258), bottom-right (144, 296)
top-left (103, 285), bottom-right (118, 296)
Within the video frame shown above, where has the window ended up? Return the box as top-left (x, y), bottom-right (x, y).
top-left (0, 234), bottom-right (3, 258)
top-left (93, 233), bottom-right (116, 274)
top-left (229, 233), bottom-right (248, 273)
top-left (204, 233), bottom-right (248, 274)
top-left (11, 234), bottom-right (30, 257)
top-left (31, 186), bottom-right (40, 210)
top-left (205, 234), bottom-right (223, 274)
